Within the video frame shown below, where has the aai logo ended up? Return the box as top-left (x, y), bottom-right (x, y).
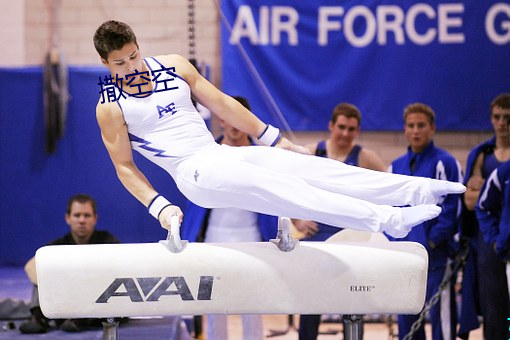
top-left (96, 276), bottom-right (214, 303)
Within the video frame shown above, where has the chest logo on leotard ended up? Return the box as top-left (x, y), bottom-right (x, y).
top-left (156, 102), bottom-right (177, 118)
top-left (194, 170), bottom-right (200, 182)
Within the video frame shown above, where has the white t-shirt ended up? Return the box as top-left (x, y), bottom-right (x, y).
top-left (205, 207), bottom-right (261, 242)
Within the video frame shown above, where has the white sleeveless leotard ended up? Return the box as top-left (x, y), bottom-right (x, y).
top-left (115, 57), bottom-right (216, 178)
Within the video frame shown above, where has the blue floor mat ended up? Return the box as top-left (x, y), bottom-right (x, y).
top-left (0, 267), bottom-right (195, 339)
top-left (1, 317), bottom-right (192, 339)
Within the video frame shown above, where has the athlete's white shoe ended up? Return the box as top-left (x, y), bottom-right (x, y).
top-left (384, 204), bottom-right (442, 238)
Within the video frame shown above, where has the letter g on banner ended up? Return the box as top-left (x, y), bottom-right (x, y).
top-left (486, 3), bottom-right (510, 44)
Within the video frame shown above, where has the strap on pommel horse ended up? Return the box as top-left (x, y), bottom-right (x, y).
top-left (36, 217), bottom-right (428, 340)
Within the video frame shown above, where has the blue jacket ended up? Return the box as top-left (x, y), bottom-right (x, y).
top-left (461, 137), bottom-right (496, 237)
top-left (476, 160), bottom-right (510, 259)
top-left (388, 141), bottom-right (462, 268)
top-left (181, 135), bottom-right (278, 242)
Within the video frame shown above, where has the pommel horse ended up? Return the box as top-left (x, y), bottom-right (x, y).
top-left (36, 217), bottom-right (428, 339)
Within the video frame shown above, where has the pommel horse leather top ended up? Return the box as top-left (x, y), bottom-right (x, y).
top-left (36, 219), bottom-right (428, 319)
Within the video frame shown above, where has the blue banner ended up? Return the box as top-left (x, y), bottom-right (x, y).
top-left (221, 0), bottom-right (510, 131)
top-left (0, 67), bottom-right (187, 265)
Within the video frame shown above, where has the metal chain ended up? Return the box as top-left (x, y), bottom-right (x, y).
top-left (402, 242), bottom-right (470, 340)
top-left (187, 0), bottom-right (196, 61)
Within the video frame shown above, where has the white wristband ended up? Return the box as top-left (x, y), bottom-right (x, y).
top-left (148, 195), bottom-right (172, 220)
top-left (258, 124), bottom-right (282, 146)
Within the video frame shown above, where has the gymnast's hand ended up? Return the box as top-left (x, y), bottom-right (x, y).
top-left (158, 204), bottom-right (184, 231)
top-left (276, 137), bottom-right (311, 155)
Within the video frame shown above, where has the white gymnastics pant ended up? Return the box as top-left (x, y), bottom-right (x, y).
top-left (173, 144), bottom-right (436, 234)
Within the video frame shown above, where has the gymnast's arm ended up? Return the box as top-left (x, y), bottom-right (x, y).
top-left (96, 100), bottom-right (183, 229)
top-left (160, 54), bottom-right (309, 153)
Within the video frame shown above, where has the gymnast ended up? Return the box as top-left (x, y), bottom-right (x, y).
top-left (93, 20), bottom-right (465, 239)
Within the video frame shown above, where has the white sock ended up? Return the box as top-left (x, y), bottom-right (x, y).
top-left (386, 204), bottom-right (442, 238)
top-left (429, 180), bottom-right (466, 199)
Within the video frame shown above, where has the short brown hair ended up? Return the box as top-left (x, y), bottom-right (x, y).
top-left (403, 103), bottom-right (435, 125)
top-left (331, 103), bottom-right (361, 126)
top-left (93, 20), bottom-right (138, 60)
top-left (490, 93), bottom-right (510, 113)
top-left (66, 194), bottom-right (97, 215)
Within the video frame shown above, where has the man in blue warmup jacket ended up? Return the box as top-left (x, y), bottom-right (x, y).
top-left (460, 93), bottom-right (510, 340)
top-left (477, 160), bottom-right (510, 261)
top-left (388, 103), bottom-right (462, 340)
top-left (474, 116), bottom-right (510, 340)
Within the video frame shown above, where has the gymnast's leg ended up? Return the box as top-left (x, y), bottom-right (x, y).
top-left (228, 145), bottom-right (465, 206)
top-left (177, 153), bottom-right (440, 238)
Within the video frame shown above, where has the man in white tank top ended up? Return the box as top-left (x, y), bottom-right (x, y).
top-left (93, 20), bottom-right (466, 241)
top-left (182, 97), bottom-right (276, 339)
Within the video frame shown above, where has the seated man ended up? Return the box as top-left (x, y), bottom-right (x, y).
top-left (19, 194), bottom-right (120, 334)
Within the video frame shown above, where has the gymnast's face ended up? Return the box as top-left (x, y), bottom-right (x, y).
top-left (65, 201), bottom-right (98, 244)
top-left (404, 112), bottom-right (435, 154)
top-left (101, 42), bottom-right (145, 85)
top-left (329, 115), bottom-right (360, 148)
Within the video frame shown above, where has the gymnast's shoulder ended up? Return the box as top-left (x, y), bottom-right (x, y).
top-left (96, 99), bottom-right (124, 128)
top-left (151, 54), bottom-right (201, 81)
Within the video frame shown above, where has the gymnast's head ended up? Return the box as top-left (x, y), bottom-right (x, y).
top-left (94, 20), bottom-right (144, 80)
top-left (93, 20), bottom-right (139, 62)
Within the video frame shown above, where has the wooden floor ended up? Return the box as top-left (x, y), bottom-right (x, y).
top-left (210, 314), bottom-right (485, 339)
top-left (0, 315), bottom-right (484, 339)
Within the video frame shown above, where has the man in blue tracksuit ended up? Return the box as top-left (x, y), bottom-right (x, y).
top-left (474, 123), bottom-right (510, 340)
top-left (477, 160), bottom-right (510, 261)
top-left (388, 103), bottom-right (462, 340)
top-left (460, 93), bottom-right (510, 340)
top-left (455, 137), bottom-right (494, 339)
top-left (457, 137), bottom-right (496, 339)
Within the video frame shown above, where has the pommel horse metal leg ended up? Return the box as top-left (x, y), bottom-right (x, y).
top-left (102, 318), bottom-right (118, 340)
top-left (343, 314), bottom-right (363, 340)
